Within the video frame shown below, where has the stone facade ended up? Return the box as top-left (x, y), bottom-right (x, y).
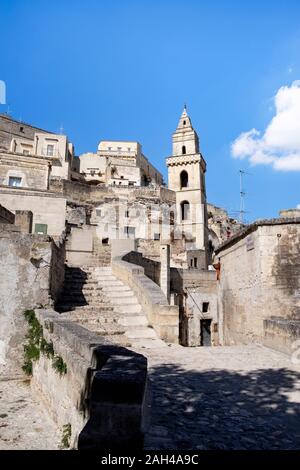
top-left (215, 218), bottom-right (300, 352)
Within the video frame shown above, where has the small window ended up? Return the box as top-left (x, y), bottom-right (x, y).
top-left (183, 120), bottom-right (186, 125)
top-left (180, 200), bottom-right (190, 221)
top-left (202, 302), bottom-right (209, 313)
top-left (96, 209), bottom-right (102, 217)
top-left (125, 210), bottom-right (129, 218)
top-left (120, 175), bottom-right (124, 179)
top-left (154, 233), bottom-right (160, 240)
top-left (102, 237), bottom-right (109, 245)
top-left (182, 145), bottom-right (186, 155)
top-left (194, 257), bottom-right (198, 268)
top-left (8, 176), bottom-right (22, 187)
top-left (190, 259), bottom-right (193, 267)
top-left (124, 226), bottom-right (135, 237)
top-left (47, 144), bottom-right (54, 156)
top-left (20, 126), bottom-right (24, 132)
top-left (34, 223), bottom-right (48, 235)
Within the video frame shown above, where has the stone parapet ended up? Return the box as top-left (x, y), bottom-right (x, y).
top-left (112, 257), bottom-right (179, 343)
top-left (263, 317), bottom-right (300, 355)
top-left (32, 309), bottom-right (148, 450)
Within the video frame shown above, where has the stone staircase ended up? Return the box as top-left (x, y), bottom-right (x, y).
top-left (56, 265), bottom-right (165, 349)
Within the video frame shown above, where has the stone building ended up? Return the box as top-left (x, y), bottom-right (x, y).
top-left (4, 107), bottom-right (299, 354)
top-left (79, 140), bottom-right (163, 187)
top-left (215, 217), bottom-right (300, 354)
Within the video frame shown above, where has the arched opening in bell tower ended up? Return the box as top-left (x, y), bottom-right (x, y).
top-left (180, 200), bottom-right (190, 221)
top-left (180, 170), bottom-right (188, 188)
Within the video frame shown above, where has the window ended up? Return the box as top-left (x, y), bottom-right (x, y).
top-left (117, 147), bottom-right (121, 152)
top-left (120, 175), bottom-right (124, 179)
top-left (124, 226), bottom-right (135, 238)
top-left (190, 259), bottom-right (193, 267)
top-left (46, 144), bottom-right (54, 156)
top-left (20, 126), bottom-right (24, 132)
top-left (194, 257), bottom-right (198, 268)
top-left (202, 302), bottom-right (209, 313)
top-left (183, 120), bottom-right (186, 125)
top-left (180, 200), bottom-right (190, 221)
top-left (180, 170), bottom-right (188, 188)
top-left (154, 233), bottom-right (160, 240)
top-left (96, 209), bottom-right (102, 217)
top-left (34, 223), bottom-right (48, 235)
top-left (125, 210), bottom-right (129, 218)
top-left (8, 176), bottom-right (22, 187)
top-left (182, 145), bottom-right (186, 155)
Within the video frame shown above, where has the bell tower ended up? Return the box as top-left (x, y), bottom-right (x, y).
top-left (166, 106), bottom-right (208, 257)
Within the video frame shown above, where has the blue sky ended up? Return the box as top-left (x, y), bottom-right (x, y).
top-left (1, 0), bottom-right (300, 221)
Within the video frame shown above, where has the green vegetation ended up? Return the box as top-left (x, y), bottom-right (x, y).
top-left (61, 423), bottom-right (71, 449)
top-left (22, 310), bottom-right (67, 376)
top-left (52, 355), bottom-right (67, 376)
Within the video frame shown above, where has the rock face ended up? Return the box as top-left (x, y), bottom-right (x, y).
top-left (0, 226), bottom-right (65, 377)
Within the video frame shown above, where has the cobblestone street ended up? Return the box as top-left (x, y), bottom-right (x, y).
top-left (139, 344), bottom-right (300, 450)
top-left (0, 378), bottom-right (59, 450)
top-left (1, 344), bottom-right (300, 450)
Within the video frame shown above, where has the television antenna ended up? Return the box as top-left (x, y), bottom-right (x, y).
top-left (238, 170), bottom-right (251, 223)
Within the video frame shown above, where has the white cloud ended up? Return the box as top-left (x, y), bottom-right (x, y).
top-left (231, 81), bottom-right (300, 171)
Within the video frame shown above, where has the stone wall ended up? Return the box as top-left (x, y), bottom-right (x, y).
top-left (50, 178), bottom-right (112, 204)
top-left (216, 218), bottom-right (300, 350)
top-left (0, 152), bottom-right (50, 190)
top-left (0, 187), bottom-right (67, 237)
top-left (123, 251), bottom-right (161, 286)
top-left (0, 114), bottom-right (50, 151)
top-left (112, 257), bottom-right (179, 343)
top-left (32, 309), bottom-right (147, 450)
top-left (0, 227), bottom-right (65, 376)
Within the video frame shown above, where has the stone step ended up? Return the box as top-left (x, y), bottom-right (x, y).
top-left (60, 291), bottom-right (106, 298)
top-left (104, 290), bottom-right (135, 298)
top-left (100, 285), bottom-right (131, 293)
top-left (111, 296), bottom-right (139, 305)
top-left (114, 304), bottom-right (142, 314)
top-left (96, 280), bottom-right (124, 287)
top-left (56, 305), bottom-right (114, 313)
top-left (125, 327), bottom-right (157, 339)
top-left (118, 316), bottom-right (148, 327)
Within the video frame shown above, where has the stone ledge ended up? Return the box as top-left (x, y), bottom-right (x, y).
top-left (32, 309), bottom-right (148, 450)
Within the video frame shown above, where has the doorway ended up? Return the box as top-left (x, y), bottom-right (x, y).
top-left (200, 319), bottom-right (212, 346)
